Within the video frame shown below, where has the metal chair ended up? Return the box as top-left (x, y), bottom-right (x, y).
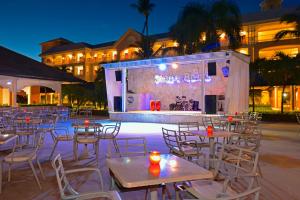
top-left (106, 137), bottom-right (147, 158)
top-left (296, 113), bottom-right (300, 133)
top-left (3, 130), bottom-right (46, 189)
top-left (162, 128), bottom-right (204, 162)
top-left (176, 144), bottom-right (260, 200)
top-left (99, 121), bottom-right (121, 139)
top-left (51, 154), bottom-right (121, 200)
top-left (49, 127), bottom-right (73, 160)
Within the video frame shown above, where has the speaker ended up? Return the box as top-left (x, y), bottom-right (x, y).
top-left (113, 96), bottom-right (122, 112)
top-left (115, 70), bottom-right (122, 82)
top-left (208, 62), bottom-right (216, 76)
top-left (205, 95), bottom-right (217, 114)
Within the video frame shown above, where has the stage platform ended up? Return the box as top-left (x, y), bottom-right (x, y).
top-left (109, 110), bottom-right (222, 124)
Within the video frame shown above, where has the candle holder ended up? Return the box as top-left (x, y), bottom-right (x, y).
top-left (148, 164), bottom-right (160, 177)
top-left (149, 151), bottom-right (161, 165)
top-left (207, 125), bottom-right (213, 136)
top-left (84, 119), bottom-right (90, 127)
top-left (155, 100), bottom-right (161, 111)
top-left (228, 116), bottom-right (233, 122)
top-left (25, 116), bottom-right (30, 124)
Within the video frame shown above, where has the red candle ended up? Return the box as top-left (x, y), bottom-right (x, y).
top-left (148, 164), bottom-right (160, 177)
top-left (155, 100), bottom-right (161, 111)
top-left (228, 116), bottom-right (233, 122)
top-left (84, 119), bottom-right (90, 127)
top-left (149, 151), bottom-right (161, 165)
top-left (207, 125), bottom-right (213, 136)
top-left (25, 116), bottom-right (30, 124)
top-left (150, 100), bottom-right (155, 111)
top-left (235, 112), bottom-right (238, 115)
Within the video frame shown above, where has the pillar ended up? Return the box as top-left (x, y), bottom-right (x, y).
top-left (121, 68), bottom-right (127, 112)
top-left (56, 84), bottom-right (62, 106)
top-left (11, 80), bottom-right (17, 107)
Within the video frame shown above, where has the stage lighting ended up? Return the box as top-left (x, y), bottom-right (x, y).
top-left (171, 63), bottom-right (178, 69)
top-left (158, 63), bottom-right (167, 71)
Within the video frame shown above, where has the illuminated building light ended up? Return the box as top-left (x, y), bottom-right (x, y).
top-left (240, 31), bottom-right (247, 36)
top-left (94, 53), bottom-right (98, 57)
top-left (158, 63), bottom-right (167, 71)
top-left (67, 54), bottom-right (73, 59)
top-left (173, 42), bottom-right (179, 47)
top-left (283, 93), bottom-right (288, 97)
top-left (124, 49), bottom-right (129, 54)
top-left (220, 33), bottom-right (226, 39)
top-left (171, 63), bottom-right (178, 69)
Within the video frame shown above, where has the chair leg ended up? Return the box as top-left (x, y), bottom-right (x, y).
top-left (8, 163), bottom-right (12, 182)
top-left (145, 189), bottom-right (149, 200)
top-left (36, 159), bottom-right (45, 180)
top-left (28, 160), bottom-right (42, 189)
top-left (49, 140), bottom-right (58, 160)
top-left (0, 160), bottom-right (2, 194)
top-left (95, 142), bottom-right (99, 167)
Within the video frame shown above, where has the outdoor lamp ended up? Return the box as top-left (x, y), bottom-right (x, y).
top-left (149, 151), bottom-right (161, 165)
top-left (207, 125), bottom-right (213, 136)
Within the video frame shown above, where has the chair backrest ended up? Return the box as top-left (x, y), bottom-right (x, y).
top-left (215, 144), bottom-right (259, 190)
top-left (107, 137), bottom-right (147, 158)
top-left (162, 128), bottom-right (180, 152)
top-left (296, 113), bottom-right (300, 124)
top-left (202, 116), bottom-right (213, 129)
top-left (178, 122), bottom-right (201, 141)
top-left (51, 154), bottom-right (78, 199)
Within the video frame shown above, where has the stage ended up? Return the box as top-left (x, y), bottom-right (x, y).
top-left (109, 110), bottom-right (222, 123)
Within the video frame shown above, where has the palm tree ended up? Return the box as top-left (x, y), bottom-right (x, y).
top-left (169, 0), bottom-right (241, 55)
top-left (275, 7), bottom-right (300, 40)
top-left (133, 35), bottom-right (156, 58)
top-left (131, 0), bottom-right (155, 37)
top-left (257, 52), bottom-right (300, 113)
top-left (169, 3), bottom-right (209, 55)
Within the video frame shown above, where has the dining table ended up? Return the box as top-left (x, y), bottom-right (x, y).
top-left (189, 130), bottom-right (236, 168)
top-left (107, 154), bottom-right (213, 200)
top-left (72, 122), bottom-right (102, 159)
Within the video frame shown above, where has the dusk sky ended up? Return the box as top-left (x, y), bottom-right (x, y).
top-left (0, 0), bottom-right (298, 61)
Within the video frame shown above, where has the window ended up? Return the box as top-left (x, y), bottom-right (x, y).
top-left (75, 65), bottom-right (84, 76)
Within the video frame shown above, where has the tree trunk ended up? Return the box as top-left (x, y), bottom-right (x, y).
top-left (281, 85), bottom-right (286, 114)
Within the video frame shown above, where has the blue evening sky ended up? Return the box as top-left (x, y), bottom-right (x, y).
top-left (0, 0), bottom-right (298, 61)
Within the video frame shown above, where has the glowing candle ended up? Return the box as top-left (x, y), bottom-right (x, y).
top-left (207, 125), bottom-right (213, 136)
top-left (149, 151), bottom-right (161, 165)
top-left (228, 116), bottom-right (233, 122)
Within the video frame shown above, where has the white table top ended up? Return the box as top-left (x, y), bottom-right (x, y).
top-left (107, 154), bottom-right (213, 188)
top-left (0, 134), bottom-right (17, 145)
top-left (190, 130), bottom-right (235, 138)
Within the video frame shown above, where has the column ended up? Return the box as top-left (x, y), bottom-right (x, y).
top-left (121, 68), bottom-right (127, 112)
top-left (11, 80), bottom-right (17, 107)
top-left (201, 61), bottom-right (205, 112)
top-left (56, 85), bottom-right (62, 106)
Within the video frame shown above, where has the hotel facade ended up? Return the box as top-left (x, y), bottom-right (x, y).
top-left (39, 7), bottom-right (300, 111)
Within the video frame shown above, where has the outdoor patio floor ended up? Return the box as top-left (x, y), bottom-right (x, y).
top-left (0, 119), bottom-right (300, 200)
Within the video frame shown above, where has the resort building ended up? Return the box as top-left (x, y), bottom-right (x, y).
top-left (40, 7), bottom-right (300, 111)
top-left (0, 46), bottom-right (80, 106)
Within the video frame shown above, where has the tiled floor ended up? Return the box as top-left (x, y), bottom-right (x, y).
top-left (0, 119), bottom-right (300, 200)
